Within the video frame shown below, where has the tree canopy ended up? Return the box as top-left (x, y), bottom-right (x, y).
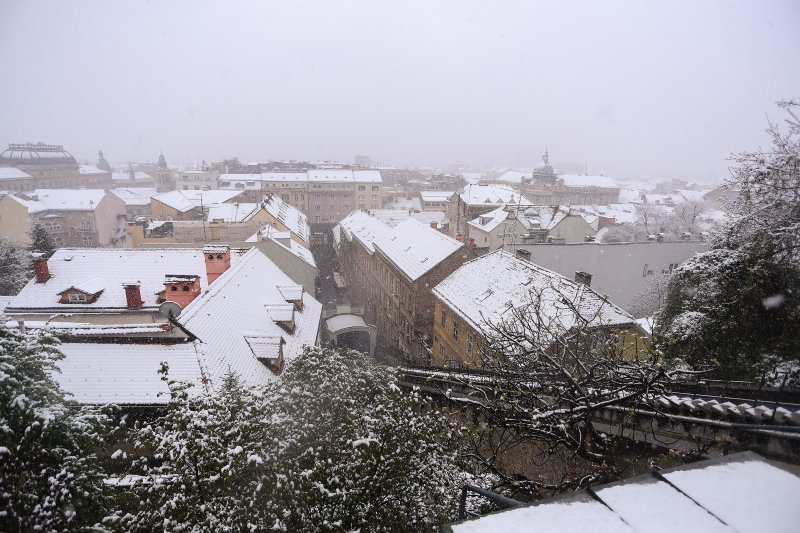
top-left (659, 100), bottom-right (800, 382)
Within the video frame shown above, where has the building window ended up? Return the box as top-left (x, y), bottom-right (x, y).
top-left (467, 334), bottom-right (474, 357)
top-left (440, 309), bottom-right (447, 327)
top-left (453, 321), bottom-right (460, 341)
top-left (281, 194), bottom-right (289, 201)
top-left (358, 185), bottom-right (366, 191)
top-left (372, 186), bottom-right (379, 191)
top-left (67, 293), bottom-right (86, 302)
top-left (315, 205), bottom-right (320, 210)
top-left (315, 216), bottom-right (321, 222)
top-left (439, 342), bottom-right (445, 360)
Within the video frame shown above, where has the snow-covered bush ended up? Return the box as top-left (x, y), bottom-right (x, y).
top-left (0, 322), bottom-right (112, 531)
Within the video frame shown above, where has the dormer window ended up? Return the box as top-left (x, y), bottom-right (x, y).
top-left (277, 285), bottom-right (304, 312)
top-left (58, 277), bottom-right (104, 304)
top-left (245, 335), bottom-right (285, 374)
top-left (68, 293), bottom-right (87, 303)
top-left (266, 303), bottom-right (296, 334)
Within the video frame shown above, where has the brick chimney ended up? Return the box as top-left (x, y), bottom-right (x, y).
top-left (32, 254), bottom-right (51, 283)
top-left (430, 221), bottom-right (438, 230)
top-left (467, 238), bottom-right (476, 249)
top-left (123, 281), bottom-right (143, 309)
top-left (203, 245), bottom-right (231, 284)
top-left (164, 274), bottom-right (201, 308)
top-left (455, 233), bottom-right (463, 242)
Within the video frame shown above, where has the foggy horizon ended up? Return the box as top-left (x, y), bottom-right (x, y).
top-left (1, 0), bottom-right (798, 182)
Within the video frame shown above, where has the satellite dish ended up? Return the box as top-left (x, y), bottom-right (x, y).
top-left (159, 300), bottom-right (182, 319)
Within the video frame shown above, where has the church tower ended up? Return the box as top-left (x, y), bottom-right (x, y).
top-left (155, 152), bottom-right (175, 192)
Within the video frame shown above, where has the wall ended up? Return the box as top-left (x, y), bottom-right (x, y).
top-left (93, 193), bottom-right (127, 246)
top-left (0, 195), bottom-right (32, 244)
top-left (504, 240), bottom-right (707, 311)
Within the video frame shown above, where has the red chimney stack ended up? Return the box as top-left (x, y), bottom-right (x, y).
top-left (430, 221), bottom-right (438, 230)
top-left (467, 238), bottom-right (476, 249)
top-left (203, 245), bottom-right (231, 285)
top-left (123, 282), bottom-right (143, 308)
top-left (33, 255), bottom-right (50, 283)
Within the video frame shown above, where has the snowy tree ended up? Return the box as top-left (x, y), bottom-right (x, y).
top-left (257, 347), bottom-right (465, 532)
top-left (629, 272), bottom-right (672, 319)
top-left (114, 367), bottom-right (264, 532)
top-left (0, 238), bottom-right (30, 296)
top-left (448, 282), bottom-right (674, 498)
top-left (659, 100), bottom-right (800, 382)
top-left (119, 348), bottom-right (467, 532)
top-left (0, 322), bottom-right (113, 532)
top-left (28, 223), bottom-right (56, 257)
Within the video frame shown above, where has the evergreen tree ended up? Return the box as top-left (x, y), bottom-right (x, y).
top-left (28, 222), bottom-right (56, 257)
top-left (659, 100), bottom-right (800, 382)
top-left (0, 238), bottom-right (29, 296)
top-left (0, 323), bottom-right (112, 532)
top-left (120, 348), bottom-right (467, 532)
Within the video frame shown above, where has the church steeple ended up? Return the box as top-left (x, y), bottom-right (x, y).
top-left (157, 152), bottom-right (168, 169)
top-left (96, 150), bottom-right (111, 172)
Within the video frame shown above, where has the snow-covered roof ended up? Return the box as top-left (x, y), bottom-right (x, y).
top-left (367, 209), bottom-right (447, 229)
top-left (460, 184), bottom-right (531, 206)
top-left (56, 342), bottom-right (203, 405)
top-left (78, 164), bottom-right (107, 175)
top-left (7, 248), bottom-right (237, 312)
top-left (420, 190), bottom-right (454, 202)
top-left (447, 452), bottom-right (800, 533)
top-left (353, 170), bottom-right (382, 183)
top-left (467, 206), bottom-right (511, 233)
top-left (246, 225), bottom-right (316, 268)
top-left (179, 248), bottom-right (322, 389)
top-left (0, 167), bottom-right (33, 180)
top-left (560, 174), bottom-right (618, 188)
top-left (262, 194), bottom-right (309, 243)
top-left (260, 172), bottom-right (308, 182)
top-left (373, 218), bottom-right (464, 281)
top-left (384, 196), bottom-right (423, 211)
top-left (496, 170), bottom-right (531, 184)
top-left (9, 189), bottom-right (109, 213)
top-left (674, 189), bottom-right (707, 203)
top-left (207, 202), bottom-right (260, 223)
top-left (109, 188), bottom-right (158, 206)
top-left (460, 172), bottom-right (485, 184)
top-left (111, 171), bottom-right (153, 182)
top-left (433, 250), bottom-right (633, 337)
top-left (338, 212), bottom-right (463, 281)
top-left (152, 189), bottom-right (243, 212)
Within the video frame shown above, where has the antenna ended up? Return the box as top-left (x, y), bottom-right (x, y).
top-left (159, 300), bottom-right (182, 319)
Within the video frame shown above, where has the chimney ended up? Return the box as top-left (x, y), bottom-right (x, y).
top-left (203, 245), bottom-right (231, 284)
top-left (467, 238), bottom-right (476, 249)
top-left (456, 233), bottom-right (463, 242)
top-left (575, 271), bottom-right (592, 287)
top-left (164, 274), bottom-right (201, 308)
top-left (123, 281), bottom-right (143, 309)
top-left (430, 221), bottom-right (438, 230)
top-left (33, 254), bottom-right (50, 283)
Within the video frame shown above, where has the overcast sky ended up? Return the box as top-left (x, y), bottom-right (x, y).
top-left (1, 1), bottom-right (798, 181)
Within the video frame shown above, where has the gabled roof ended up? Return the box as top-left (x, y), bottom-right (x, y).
top-left (246, 225), bottom-right (316, 268)
top-left (338, 212), bottom-right (463, 281)
top-left (262, 194), bottom-right (309, 243)
top-left (152, 189), bottom-right (243, 212)
top-left (432, 250), bottom-right (633, 336)
top-left (78, 164), bottom-right (107, 175)
top-left (179, 248), bottom-right (322, 389)
top-left (7, 248), bottom-right (238, 312)
top-left (109, 187), bottom-right (158, 206)
top-left (460, 184), bottom-right (532, 206)
top-left (111, 171), bottom-right (153, 182)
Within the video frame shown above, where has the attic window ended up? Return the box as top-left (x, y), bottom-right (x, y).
top-left (245, 335), bottom-right (285, 374)
top-left (68, 293), bottom-right (86, 302)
